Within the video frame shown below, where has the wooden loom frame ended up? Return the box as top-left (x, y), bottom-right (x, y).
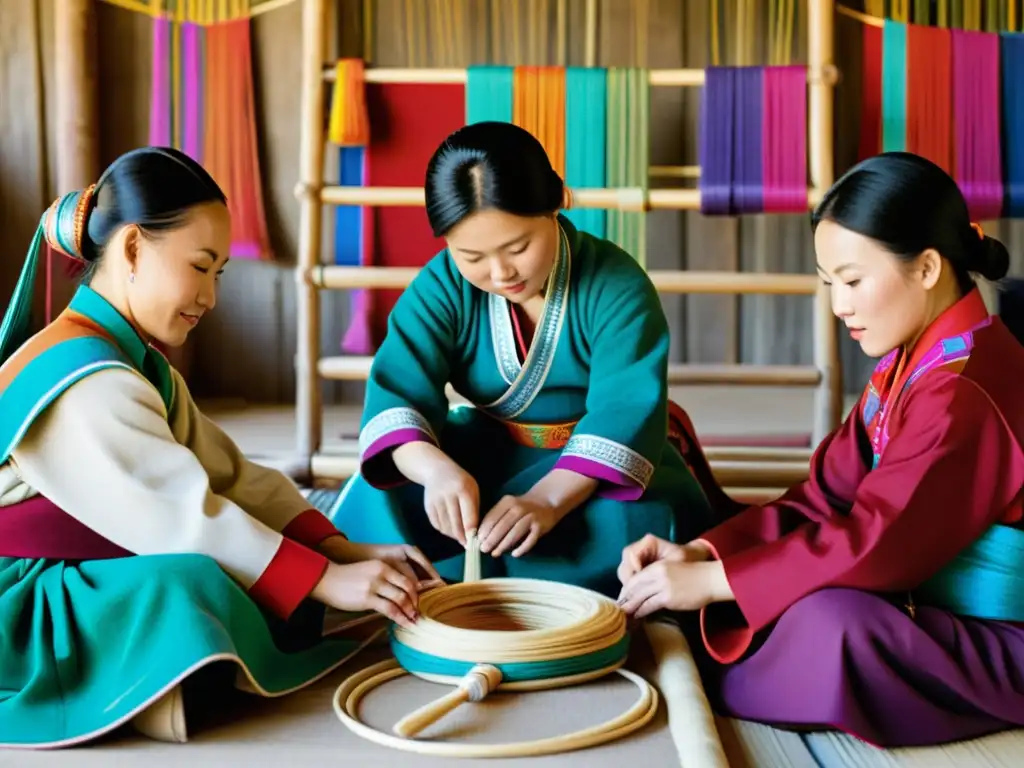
top-left (293, 0), bottom-right (842, 492)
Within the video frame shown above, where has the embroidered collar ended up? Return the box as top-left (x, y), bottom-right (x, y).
top-left (895, 287), bottom-right (989, 388)
top-left (69, 285), bottom-right (151, 371)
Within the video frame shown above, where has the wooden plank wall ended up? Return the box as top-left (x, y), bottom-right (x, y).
top-left (2, 0), bottom-right (1019, 410)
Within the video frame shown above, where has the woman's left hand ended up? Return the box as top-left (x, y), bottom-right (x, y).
top-left (319, 537), bottom-right (444, 589)
top-left (477, 495), bottom-right (561, 557)
top-left (617, 560), bottom-right (731, 618)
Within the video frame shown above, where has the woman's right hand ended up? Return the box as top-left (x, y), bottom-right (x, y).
top-left (423, 465), bottom-right (479, 546)
top-left (393, 441), bottom-right (480, 546)
top-left (312, 559), bottom-right (420, 628)
top-left (616, 534), bottom-right (713, 585)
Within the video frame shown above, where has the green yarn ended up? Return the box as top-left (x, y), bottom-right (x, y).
top-left (606, 68), bottom-right (649, 267)
top-left (390, 630), bottom-right (631, 683)
top-left (564, 67), bottom-right (607, 239)
top-left (0, 222), bottom-right (44, 367)
top-left (882, 20), bottom-right (907, 153)
top-left (466, 65), bottom-right (514, 125)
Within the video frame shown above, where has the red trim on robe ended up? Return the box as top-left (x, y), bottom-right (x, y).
top-left (282, 508), bottom-right (344, 548)
top-left (248, 538), bottom-right (329, 621)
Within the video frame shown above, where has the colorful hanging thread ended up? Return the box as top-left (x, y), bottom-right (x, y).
top-left (762, 65), bottom-right (807, 212)
top-left (564, 67), bottom-right (607, 238)
top-left (1002, 33), bottom-right (1024, 217)
top-left (147, 9), bottom-right (272, 261)
top-left (882, 20), bottom-right (908, 152)
top-left (466, 66), bottom-right (514, 124)
top-left (699, 67), bottom-right (736, 215)
top-left (606, 67), bottom-right (649, 266)
top-left (951, 28), bottom-right (1003, 221)
top-left (858, 16), bottom-right (883, 159)
top-left (906, 24), bottom-right (952, 173)
top-left (733, 67), bottom-right (764, 213)
top-left (513, 66), bottom-right (567, 178)
top-left (327, 59), bottom-right (374, 353)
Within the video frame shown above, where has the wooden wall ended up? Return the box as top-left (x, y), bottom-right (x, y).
top-left (2, 0), bottom-right (1020, 410)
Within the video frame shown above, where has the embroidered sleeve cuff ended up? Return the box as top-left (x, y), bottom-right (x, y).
top-left (282, 509), bottom-right (344, 548)
top-left (248, 538), bottom-right (329, 621)
top-left (555, 434), bottom-right (655, 501)
top-left (696, 537), bottom-right (755, 663)
top-left (358, 407), bottom-right (438, 488)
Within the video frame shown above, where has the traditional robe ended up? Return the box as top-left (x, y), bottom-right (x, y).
top-left (687, 288), bottom-right (1024, 747)
top-left (0, 286), bottom-right (365, 748)
top-left (328, 216), bottom-right (714, 595)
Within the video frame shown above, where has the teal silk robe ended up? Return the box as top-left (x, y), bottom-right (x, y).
top-left (329, 216), bottom-right (713, 595)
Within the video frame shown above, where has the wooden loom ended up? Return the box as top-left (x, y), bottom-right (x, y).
top-left (293, 0), bottom-right (841, 496)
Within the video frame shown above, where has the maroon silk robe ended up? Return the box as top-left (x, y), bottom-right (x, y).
top-left (689, 288), bottom-right (1024, 747)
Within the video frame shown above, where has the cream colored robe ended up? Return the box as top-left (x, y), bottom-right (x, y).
top-left (0, 366), bottom-right (338, 617)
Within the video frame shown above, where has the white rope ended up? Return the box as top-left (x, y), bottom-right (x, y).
top-left (331, 569), bottom-right (659, 755)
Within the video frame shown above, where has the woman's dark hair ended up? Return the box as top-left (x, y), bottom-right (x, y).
top-left (811, 152), bottom-right (1009, 293)
top-left (55, 146), bottom-right (226, 282)
top-left (423, 121), bottom-right (564, 237)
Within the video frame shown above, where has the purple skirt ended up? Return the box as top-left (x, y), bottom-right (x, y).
top-left (691, 587), bottom-right (1024, 748)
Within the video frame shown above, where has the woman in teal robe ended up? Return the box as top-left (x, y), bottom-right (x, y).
top-left (330, 122), bottom-right (714, 597)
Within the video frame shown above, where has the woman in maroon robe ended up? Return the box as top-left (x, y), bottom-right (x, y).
top-left (618, 152), bottom-right (1024, 748)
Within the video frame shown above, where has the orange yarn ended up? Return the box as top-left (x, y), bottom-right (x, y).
top-left (513, 66), bottom-right (566, 177)
top-left (328, 59), bottom-right (371, 146)
top-left (203, 18), bottom-right (271, 259)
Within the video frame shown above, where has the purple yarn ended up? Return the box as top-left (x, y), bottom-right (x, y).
top-left (733, 67), bottom-right (764, 213)
top-left (699, 67), bottom-right (736, 215)
top-left (699, 67), bottom-right (765, 215)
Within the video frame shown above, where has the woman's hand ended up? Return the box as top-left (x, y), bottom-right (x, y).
top-left (319, 537), bottom-right (444, 589)
top-left (311, 560), bottom-right (421, 628)
top-left (617, 560), bottom-right (733, 619)
top-left (393, 442), bottom-right (479, 546)
top-left (477, 495), bottom-right (562, 557)
top-left (423, 465), bottom-right (480, 546)
top-left (616, 534), bottom-right (712, 585)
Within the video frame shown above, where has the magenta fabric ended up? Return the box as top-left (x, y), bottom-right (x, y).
top-left (951, 29), bottom-right (1003, 221)
top-left (148, 16), bottom-right (172, 147)
top-left (762, 65), bottom-right (808, 213)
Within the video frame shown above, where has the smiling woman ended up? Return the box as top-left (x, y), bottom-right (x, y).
top-left (0, 146), bottom-right (441, 748)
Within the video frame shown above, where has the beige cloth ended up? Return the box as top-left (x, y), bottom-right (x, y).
top-left (1, 367), bottom-right (315, 588)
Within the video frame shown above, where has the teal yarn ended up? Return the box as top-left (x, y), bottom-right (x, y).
top-left (466, 66), bottom-right (514, 125)
top-left (0, 223), bottom-right (45, 367)
top-left (0, 189), bottom-right (91, 366)
top-left (916, 524), bottom-right (1024, 622)
top-left (389, 629), bottom-right (630, 683)
top-left (881, 20), bottom-right (907, 152)
top-left (564, 67), bottom-right (607, 239)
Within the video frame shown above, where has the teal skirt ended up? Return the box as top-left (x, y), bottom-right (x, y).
top-left (0, 553), bottom-right (363, 748)
top-left (329, 405), bottom-right (714, 597)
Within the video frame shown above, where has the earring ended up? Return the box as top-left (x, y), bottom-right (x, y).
top-left (129, 271), bottom-right (135, 284)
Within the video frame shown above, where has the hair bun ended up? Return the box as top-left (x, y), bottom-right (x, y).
top-left (42, 184), bottom-right (96, 263)
top-left (974, 234), bottom-right (1010, 282)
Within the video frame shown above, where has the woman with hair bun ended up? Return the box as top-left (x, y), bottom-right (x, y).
top-left (329, 121), bottom-right (717, 593)
top-left (616, 152), bottom-right (1024, 748)
top-left (0, 146), bottom-right (440, 748)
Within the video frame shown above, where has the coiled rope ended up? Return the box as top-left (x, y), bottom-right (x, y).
top-left (331, 531), bottom-right (659, 757)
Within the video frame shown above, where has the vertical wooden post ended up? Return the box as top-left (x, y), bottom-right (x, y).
top-left (808, 0), bottom-right (843, 446)
top-left (584, 0), bottom-right (597, 66)
top-left (294, 0), bottom-right (328, 475)
top-left (53, 0), bottom-right (100, 311)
